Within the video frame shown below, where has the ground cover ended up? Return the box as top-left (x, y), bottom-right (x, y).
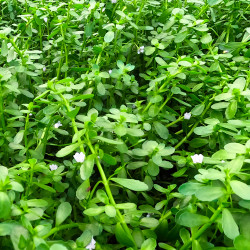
top-left (0, 0), bottom-right (250, 249)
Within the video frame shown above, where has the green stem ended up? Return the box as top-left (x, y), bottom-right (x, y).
top-left (58, 93), bottom-right (85, 153)
top-left (0, 82), bottom-right (6, 131)
top-left (175, 95), bottom-right (215, 149)
top-left (88, 180), bottom-right (102, 202)
top-left (180, 205), bottom-right (223, 250)
top-left (159, 94), bottom-right (173, 112)
top-left (86, 139), bottom-right (137, 249)
top-left (166, 116), bottom-right (183, 128)
top-left (42, 223), bottom-right (81, 239)
top-left (8, 38), bottom-right (25, 65)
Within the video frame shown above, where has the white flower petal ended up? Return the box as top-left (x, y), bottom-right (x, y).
top-left (73, 152), bottom-right (85, 163)
top-left (184, 112), bottom-right (191, 120)
top-left (54, 121), bottom-right (62, 128)
top-left (86, 237), bottom-right (96, 250)
top-left (49, 164), bottom-right (58, 171)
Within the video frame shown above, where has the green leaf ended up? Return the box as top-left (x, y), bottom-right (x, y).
top-left (1, 40), bottom-right (8, 56)
top-left (153, 122), bottom-right (169, 139)
top-left (177, 212), bottom-right (209, 227)
top-left (145, 46), bottom-right (156, 55)
top-left (10, 181), bottom-right (24, 192)
top-left (43, 105), bottom-right (59, 115)
top-left (191, 103), bottom-right (205, 116)
top-left (104, 31), bottom-right (114, 43)
top-left (140, 217), bottom-right (159, 228)
top-left (56, 143), bottom-right (79, 157)
top-left (66, 107), bottom-right (80, 119)
top-left (0, 223), bottom-right (15, 236)
top-left (0, 166), bottom-right (8, 183)
top-left (178, 182), bottom-right (204, 196)
top-left (126, 128), bottom-right (144, 137)
top-left (222, 208), bottom-right (239, 240)
top-left (208, 0), bottom-right (223, 6)
top-left (14, 130), bottom-right (24, 144)
top-left (111, 178), bottom-right (148, 191)
top-left (96, 189), bottom-right (109, 204)
top-left (155, 57), bottom-right (167, 66)
top-left (76, 179), bottom-right (90, 200)
top-left (195, 186), bottom-right (225, 201)
top-left (201, 33), bottom-right (212, 44)
top-left (97, 82), bottom-right (105, 95)
top-left (50, 244), bottom-right (68, 250)
top-left (105, 205), bottom-right (116, 217)
top-left (189, 138), bottom-right (208, 148)
top-left (225, 100), bottom-right (237, 119)
top-left (102, 153), bottom-right (117, 165)
top-left (115, 223), bottom-right (135, 247)
top-left (83, 206), bottom-right (105, 216)
top-left (141, 238), bottom-right (157, 250)
top-left (80, 154), bottom-right (95, 180)
top-left (158, 243), bottom-right (176, 250)
top-left (99, 72), bottom-right (110, 78)
top-left (180, 228), bottom-right (191, 244)
top-left (33, 182), bottom-right (56, 193)
top-left (85, 23), bottom-right (92, 37)
top-left (56, 202), bottom-right (72, 226)
top-left (174, 31), bottom-right (188, 43)
top-left (26, 199), bottom-right (48, 207)
top-left (224, 143), bottom-right (246, 154)
top-left (0, 192), bottom-right (11, 219)
top-left (234, 235), bottom-right (250, 250)
top-left (95, 136), bottom-right (123, 145)
top-left (70, 94), bottom-right (94, 101)
top-left (225, 156), bottom-right (244, 174)
top-left (230, 180), bottom-right (250, 200)
top-left (116, 203), bottom-right (137, 210)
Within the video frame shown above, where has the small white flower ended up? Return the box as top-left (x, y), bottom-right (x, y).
top-left (137, 46), bottom-right (145, 54)
top-left (146, 213), bottom-right (154, 217)
top-left (184, 112), bottom-right (191, 120)
top-left (49, 164), bottom-right (58, 171)
top-left (44, 17), bottom-right (48, 23)
top-left (29, 113), bottom-right (32, 116)
top-left (111, 0), bottom-right (117, 3)
top-left (109, 70), bottom-right (112, 74)
top-left (221, 160), bottom-right (225, 163)
top-left (86, 237), bottom-right (96, 250)
top-left (191, 154), bottom-right (204, 164)
top-left (74, 152), bottom-right (85, 163)
top-left (43, 66), bottom-right (46, 72)
top-left (223, 50), bottom-right (229, 54)
top-left (54, 121), bottom-right (62, 128)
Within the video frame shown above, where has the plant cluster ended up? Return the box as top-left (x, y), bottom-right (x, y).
top-left (0, 0), bottom-right (250, 249)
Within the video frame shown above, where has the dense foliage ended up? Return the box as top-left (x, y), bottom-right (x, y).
top-left (0, 0), bottom-right (250, 249)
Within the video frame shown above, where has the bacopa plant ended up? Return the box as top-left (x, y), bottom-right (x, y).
top-left (0, 0), bottom-right (250, 249)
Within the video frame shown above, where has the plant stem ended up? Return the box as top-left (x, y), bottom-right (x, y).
top-left (58, 93), bottom-right (85, 153)
top-left (180, 205), bottom-right (223, 250)
top-left (42, 223), bottom-right (81, 239)
top-left (166, 116), bottom-right (183, 128)
top-left (175, 95), bottom-right (215, 149)
top-left (86, 139), bottom-right (138, 249)
top-left (0, 82), bottom-right (6, 131)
